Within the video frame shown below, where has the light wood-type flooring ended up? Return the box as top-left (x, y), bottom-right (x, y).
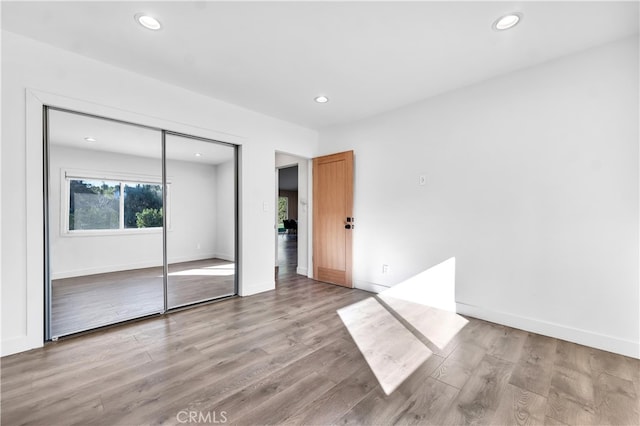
top-left (3, 245), bottom-right (638, 425)
top-left (51, 258), bottom-right (235, 337)
top-left (278, 233), bottom-right (297, 268)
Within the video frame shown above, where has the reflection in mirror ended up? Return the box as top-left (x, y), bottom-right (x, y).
top-left (47, 109), bottom-right (164, 337)
top-left (165, 133), bottom-right (236, 308)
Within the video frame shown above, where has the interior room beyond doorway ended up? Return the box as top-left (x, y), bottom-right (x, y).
top-left (278, 165), bottom-right (298, 273)
top-left (275, 152), bottom-right (310, 278)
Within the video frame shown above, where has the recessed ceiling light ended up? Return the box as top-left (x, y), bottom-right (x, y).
top-left (194, 153), bottom-right (202, 157)
top-left (84, 137), bottom-right (97, 142)
top-left (493, 13), bottom-right (522, 31)
top-left (135, 13), bottom-right (162, 31)
top-left (314, 96), bottom-right (329, 103)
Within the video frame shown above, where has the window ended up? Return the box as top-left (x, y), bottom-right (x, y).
top-left (277, 196), bottom-right (288, 230)
top-left (65, 173), bottom-right (166, 234)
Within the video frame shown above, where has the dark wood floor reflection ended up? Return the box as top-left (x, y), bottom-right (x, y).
top-left (51, 258), bottom-right (235, 337)
top-left (278, 233), bottom-right (297, 270)
top-left (3, 253), bottom-right (638, 425)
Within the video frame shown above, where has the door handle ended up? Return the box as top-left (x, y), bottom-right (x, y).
top-left (345, 217), bottom-right (354, 230)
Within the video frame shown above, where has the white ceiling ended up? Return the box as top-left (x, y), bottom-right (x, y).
top-left (3, 1), bottom-right (638, 130)
top-left (49, 109), bottom-right (235, 164)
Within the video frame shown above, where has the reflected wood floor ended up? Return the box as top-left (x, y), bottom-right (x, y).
top-left (3, 262), bottom-right (639, 424)
top-left (52, 258), bottom-right (235, 337)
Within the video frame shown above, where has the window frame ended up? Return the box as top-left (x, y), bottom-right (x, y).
top-left (61, 169), bottom-right (171, 236)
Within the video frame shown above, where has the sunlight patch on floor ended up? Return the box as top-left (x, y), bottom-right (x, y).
top-left (379, 257), bottom-right (468, 349)
top-left (338, 257), bottom-right (468, 394)
top-left (337, 298), bottom-right (433, 395)
top-left (379, 296), bottom-right (468, 349)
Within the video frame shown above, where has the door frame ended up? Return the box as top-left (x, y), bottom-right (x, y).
top-left (274, 152), bottom-right (311, 278)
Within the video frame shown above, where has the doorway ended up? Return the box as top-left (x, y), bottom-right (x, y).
top-left (274, 153), bottom-right (310, 278)
top-left (278, 165), bottom-right (298, 272)
top-left (45, 107), bottom-right (238, 339)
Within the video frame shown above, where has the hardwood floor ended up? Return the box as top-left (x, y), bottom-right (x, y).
top-left (278, 234), bottom-right (297, 269)
top-left (3, 245), bottom-right (638, 425)
top-left (51, 258), bottom-right (235, 337)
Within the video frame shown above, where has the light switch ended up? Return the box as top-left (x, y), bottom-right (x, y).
top-left (263, 201), bottom-right (269, 212)
top-left (419, 175), bottom-right (427, 185)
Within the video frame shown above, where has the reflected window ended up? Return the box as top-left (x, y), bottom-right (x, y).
top-left (124, 183), bottom-right (163, 228)
top-left (69, 179), bottom-right (120, 230)
top-left (66, 175), bottom-right (165, 233)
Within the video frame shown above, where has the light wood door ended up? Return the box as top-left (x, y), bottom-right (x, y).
top-left (313, 151), bottom-right (354, 287)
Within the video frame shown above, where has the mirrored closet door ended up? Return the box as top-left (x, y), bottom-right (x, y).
top-left (45, 109), bottom-right (237, 339)
top-left (165, 133), bottom-right (236, 308)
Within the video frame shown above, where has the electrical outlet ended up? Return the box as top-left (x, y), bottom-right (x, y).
top-left (382, 264), bottom-right (389, 274)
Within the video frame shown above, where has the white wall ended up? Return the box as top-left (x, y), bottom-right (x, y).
top-left (166, 158), bottom-right (219, 265)
top-left (275, 153), bottom-right (309, 276)
top-left (1, 30), bottom-right (318, 355)
top-left (319, 36), bottom-right (639, 358)
top-left (215, 159), bottom-right (236, 261)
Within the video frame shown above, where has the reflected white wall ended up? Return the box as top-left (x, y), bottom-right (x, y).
top-left (215, 160), bottom-right (236, 261)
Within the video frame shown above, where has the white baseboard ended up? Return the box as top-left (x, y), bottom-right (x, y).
top-left (215, 253), bottom-right (235, 262)
top-left (52, 260), bottom-right (163, 280)
top-left (240, 280), bottom-right (275, 297)
top-left (296, 266), bottom-right (308, 276)
top-left (2, 335), bottom-right (42, 357)
top-left (354, 280), bottom-right (390, 294)
top-left (456, 302), bottom-right (640, 359)
top-left (51, 253), bottom-right (226, 279)
top-left (170, 253), bottom-right (219, 264)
